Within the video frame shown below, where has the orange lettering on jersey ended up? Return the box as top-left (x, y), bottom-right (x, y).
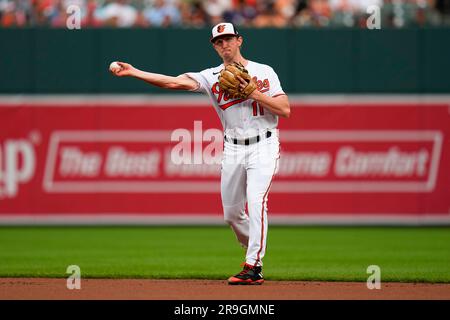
top-left (257, 80), bottom-right (263, 90)
top-left (212, 82), bottom-right (224, 103)
top-left (253, 77), bottom-right (270, 93)
top-left (211, 77), bottom-right (270, 110)
top-left (212, 82), bottom-right (247, 110)
top-left (219, 98), bottom-right (247, 110)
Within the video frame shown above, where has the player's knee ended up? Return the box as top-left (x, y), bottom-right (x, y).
top-left (224, 217), bottom-right (234, 225)
top-left (223, 205), bottom-right (242, 224)
top-left (223, 212), bottom-right (238, 225)
top-left (224, 217), bottom-right (245, 232)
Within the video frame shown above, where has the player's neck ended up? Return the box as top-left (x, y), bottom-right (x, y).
top-left (223, 54), bottom-right (247, 67)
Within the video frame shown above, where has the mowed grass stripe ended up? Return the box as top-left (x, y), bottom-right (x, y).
top-left (0, 227), bottom-right (449, 282)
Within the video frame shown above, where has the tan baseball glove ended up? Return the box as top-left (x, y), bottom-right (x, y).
top-left (218, 62), bottom-right (257, 99)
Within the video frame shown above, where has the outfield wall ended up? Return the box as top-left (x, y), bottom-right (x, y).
top-left (1, 28), bottom-right (450, 94)
top-left (0, 95), bottom-right (449, 225)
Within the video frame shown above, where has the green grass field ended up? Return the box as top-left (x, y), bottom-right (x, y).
top-left (0, 226), bottom-right (449, 283)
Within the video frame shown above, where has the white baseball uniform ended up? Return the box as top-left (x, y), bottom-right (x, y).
top-left (185, 60), bottom-right (285, 267)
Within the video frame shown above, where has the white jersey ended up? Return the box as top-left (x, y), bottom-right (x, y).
top-left (185, 60), bottom-right (285, 139)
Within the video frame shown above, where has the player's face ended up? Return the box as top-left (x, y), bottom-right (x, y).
top-left (212, 35), bottom-right (242, 61)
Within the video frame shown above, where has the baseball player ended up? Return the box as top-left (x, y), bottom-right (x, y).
top-left (111, 22), bottom-right (290, 285)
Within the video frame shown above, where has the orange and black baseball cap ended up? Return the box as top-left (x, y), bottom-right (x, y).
top-left (210, 22), bottom-right (239, 43)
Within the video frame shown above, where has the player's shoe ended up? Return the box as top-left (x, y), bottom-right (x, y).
top-left (228, 263), bottom-right (264, 285)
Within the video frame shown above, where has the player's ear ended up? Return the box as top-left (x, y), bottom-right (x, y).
top-left (237, 36), bottom-right (243, 49)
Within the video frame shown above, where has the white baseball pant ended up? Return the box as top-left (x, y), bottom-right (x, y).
top-left (221, 131), bottom-right (280, 267)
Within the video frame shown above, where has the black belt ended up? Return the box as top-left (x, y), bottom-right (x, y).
top-left (225, 131), bottom-right (272, 145)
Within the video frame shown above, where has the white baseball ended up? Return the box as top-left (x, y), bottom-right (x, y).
top-left (109, 61), bottom-right (121, 72)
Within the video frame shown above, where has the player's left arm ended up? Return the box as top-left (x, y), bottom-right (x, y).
top-left (236, 68), bottom-right (290, 118)
top-left (248, 90), bottom-right (290, 118)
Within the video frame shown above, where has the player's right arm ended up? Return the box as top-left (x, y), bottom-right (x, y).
top-left (111, 62), bottom-right (199, 91)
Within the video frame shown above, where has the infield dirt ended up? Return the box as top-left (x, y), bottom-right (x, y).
top-left (1, 278), bottom-right (449, 300)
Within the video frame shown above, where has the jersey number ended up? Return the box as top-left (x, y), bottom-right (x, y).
top-left (252, 101), bottom-right (264, 117)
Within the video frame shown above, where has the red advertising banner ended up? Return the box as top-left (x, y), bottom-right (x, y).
top-left (0, 96), bottom-right (449, 224)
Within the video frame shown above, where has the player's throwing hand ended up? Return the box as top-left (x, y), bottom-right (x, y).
top-left (110, 62), bottom-right (136, 77)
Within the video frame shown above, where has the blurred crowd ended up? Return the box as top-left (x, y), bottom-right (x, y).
top-left (1, 0), bottom-right (450, 28)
